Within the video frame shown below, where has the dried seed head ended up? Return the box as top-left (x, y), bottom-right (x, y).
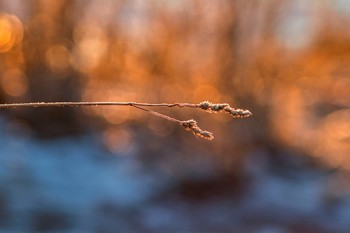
top-left (223, 106), bottom-right (252, 118)
top-left (199, 101), bottom-right (228, 113)
top-left (181, 119), bottom-right (214, 140)
top-left (198, 101), bottom-right (252, 118)
top-left (198, 101), bottom-right (211, 110)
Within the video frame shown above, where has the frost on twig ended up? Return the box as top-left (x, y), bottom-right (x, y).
top-left (181, 119), bottom-right (214, 140)
top-left (0, 100), bottom-right (252, 140)
top-left (198, 101), bottom-right (252, 118)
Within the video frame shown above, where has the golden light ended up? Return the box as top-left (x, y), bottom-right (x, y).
top-left (102, 107), bottom-right (131, 125)
top-left (332, 77), bottom-right (350, 106)
top-left (45, 45), bottom-right (71, 74)
top-left (0, 14), bottom-right (23, 53)
top-left (320, 110), bottom-right (350, 167)
top-left (103, 128), bottom-right (134, 155)
top-left (323, 110), bottom-right (350, 141)
top-left (71, 25), bottom-right (108, 72)
top-left (1, 68), bottom-right (28, 97)
top-left (192, 84), bottom-right (220, 102)
top-left (160, 84), bottom-right (187, 102)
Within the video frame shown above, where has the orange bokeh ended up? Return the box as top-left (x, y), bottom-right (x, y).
top-left (0, 14), bottom-right (23, 53)
top-left (0, 0), bottom-right (349, 171)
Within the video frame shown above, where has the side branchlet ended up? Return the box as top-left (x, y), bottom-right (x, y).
top-left (181, 119), bottom-right (214, 141)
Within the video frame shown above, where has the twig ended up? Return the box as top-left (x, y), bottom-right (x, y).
top-left (132, 105), bottom-right (180, 124)
top-left (0, 101), bottom-right (252, 140)
top-left (133, 105), bottom-right (215, 140)
top-left (0, 101), bottom-right (197, 109)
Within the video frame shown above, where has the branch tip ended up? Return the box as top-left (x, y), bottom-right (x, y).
top-left (199, 101), bottom-right (252, 118)
top-left (181, 119), bottom-right (214, 141)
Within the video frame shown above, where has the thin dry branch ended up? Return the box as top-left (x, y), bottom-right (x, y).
top-left (0, 101), bottom-right (198, 109)
top-left (133, 106), bottom-right (214, 140)
top-left (0, 101), bottom-right (252, 140)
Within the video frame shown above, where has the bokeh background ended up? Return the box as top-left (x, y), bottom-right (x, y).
top-left (0, 0), bottom-right (350, 232)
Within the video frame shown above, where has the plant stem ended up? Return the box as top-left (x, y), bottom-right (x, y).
top-left (0, 100), bottom-right (251, 140)
top-left (0, 101), bottom-right (198, 109)
top-left (132, 105), bottom-right (181, 124)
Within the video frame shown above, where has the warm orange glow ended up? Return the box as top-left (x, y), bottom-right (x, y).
top-left (103, 127), bottom-right (134, 155)
top-left (323, 110), bottom-right (350, 141)
top-left (0, 18), bottom-right (12, 52)
top-left (193, 85), bottom-right (220, 103)
top-left (160, 84), bottom-right (187, 102)
top-left (71, 25), bottom-right (108, 73)
top-left (1, 69), bottom-right (28, 97)
top-left (102, 107), bottom-right (131, 125)
top-left (0, 14), bottom-right (23, 53)
top-left (0, 0), bottom-right (349, 171)
top-left (45, 45), bottom-right (71, 74)
top-left (332, 77), bottom-right (350, 105)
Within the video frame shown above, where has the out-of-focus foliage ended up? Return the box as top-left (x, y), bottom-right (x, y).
top-left (0, 0), bottom-right (349, 170)
top-left (1, 1), bottom-right (350, 232)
